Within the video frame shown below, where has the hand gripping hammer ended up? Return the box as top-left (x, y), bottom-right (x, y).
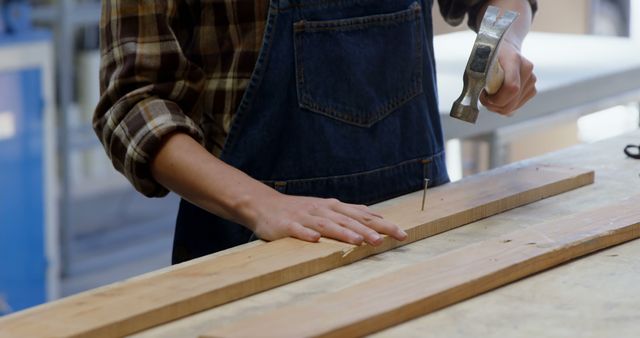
top-left (450, 6), bottom-right (519, 123)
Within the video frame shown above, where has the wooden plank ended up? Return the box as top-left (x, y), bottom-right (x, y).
top-left (205, 196), bottom-right (640, 338)
top-left (0, 164), bottom-right (592, 338)
top-left (128, 132), bottom-right (640, 338)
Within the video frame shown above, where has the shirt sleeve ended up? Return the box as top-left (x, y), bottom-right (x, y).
top-left (438, 0), bottom-right (538, 31)
top-left (94, 0), bottom-right (206, 197)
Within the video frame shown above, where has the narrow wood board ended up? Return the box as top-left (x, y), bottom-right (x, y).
top-left (0, 164), bottom-right (593, 338)
top-left (205, 196), bottom-right (640, 338)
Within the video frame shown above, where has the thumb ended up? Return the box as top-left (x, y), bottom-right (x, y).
top-left (487, 55), bottom-right (521, 107)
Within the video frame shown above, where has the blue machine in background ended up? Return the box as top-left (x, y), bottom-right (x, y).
top-left (0, 67), bottom-right (46, 313)
top-left (0, 0), bottom-right (54, 314)
top-left (1, 0), bottom-right (31, 34)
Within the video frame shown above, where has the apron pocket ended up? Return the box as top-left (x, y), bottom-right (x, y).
top-left (293, 2), bottom-right (424, 128)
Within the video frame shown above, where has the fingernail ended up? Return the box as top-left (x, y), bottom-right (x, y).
top-left (372, 234), bottom-right (382, 243)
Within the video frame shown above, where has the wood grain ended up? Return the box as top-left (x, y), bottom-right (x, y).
top-left (205, 196), bottom-right (640, 338)
top-left (0, 164), bottom-right (592, 338)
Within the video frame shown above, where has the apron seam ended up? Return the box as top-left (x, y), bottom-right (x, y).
top-left (263, 151), bottom-right (444, 184)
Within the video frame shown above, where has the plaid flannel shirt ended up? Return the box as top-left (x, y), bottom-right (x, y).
top-left (95, 0), bottom-right (537, 197)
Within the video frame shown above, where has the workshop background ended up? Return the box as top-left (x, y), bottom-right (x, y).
top-left (0, 0), bottom-right (638, 315)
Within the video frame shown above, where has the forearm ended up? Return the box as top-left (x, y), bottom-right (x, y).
top-left (150, 132), bottom-right (407, 246)
top-left (477, 0), bottom-right (533, 48)
top-left (150, 132), bottom-right (272, 229)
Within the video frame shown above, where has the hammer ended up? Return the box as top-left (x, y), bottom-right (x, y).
top-left (450, 6), bottom-right (519, 123)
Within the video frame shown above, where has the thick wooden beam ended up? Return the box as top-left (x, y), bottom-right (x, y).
top-left (205, 196), bottom-right (640, 338)
top-left (0, 164), bottom-right (593, 338)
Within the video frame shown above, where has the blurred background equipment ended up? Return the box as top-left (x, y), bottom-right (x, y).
top-left (29, 0), bottom-right (179, 301)
top-left (0, 0), bottom-right (57, 312)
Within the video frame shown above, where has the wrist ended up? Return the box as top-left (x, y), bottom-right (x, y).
top-left (504, 34), bottom-right (523, 51)
top-left (228, 183), bottom-right (280, 230)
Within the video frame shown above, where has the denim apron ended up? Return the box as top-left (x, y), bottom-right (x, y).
top-left (172, 0), bottom-right (449, 264)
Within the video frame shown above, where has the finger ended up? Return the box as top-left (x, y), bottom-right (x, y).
top-left (520, 61), bottom-right (533, 76)
top-left (502, 80), bottom-right (537, 116)
top-left (517, 65), bottom-right (535, 93)
top-left (481, 89), bottom-right (517, 115)
top-left (513, 83), bottom-right (537, 111)
top-left (505, 58), bottom-right (534, 113)
top-left (483, 55), bottom-right (533, 112)
top-left (520, 57), bottom-right (534, 81)
top-left (509, 75), bottom-right (537, 110)
top-left (523, 72), bottom-right (537, 95)
top-left (317, 209), bottom-right (384, 246)
top-left (333, 204), bottom-right (407, 241)
top-left (287, 222), bottom-right (321, 242)
top-left (343, 202), bottom-right (384, 219)
top-left (364, 216), bottom-right (408, 241)
top-left (519, 71), bottom-right (533, 90)
top-left (305, 216), bottom-right (364, 245)
top-left (480, 92), bottom-right (501, 112)
top-left (480, 93), bottom-right (514, 115)
top-left (482, 79), bottom-right (528, 112)
top-left (483, 72), bottom-right (536, 116)
top-left (486, 60), bottom-right (521, 107)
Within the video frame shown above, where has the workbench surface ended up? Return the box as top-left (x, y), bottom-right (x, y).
top-left (129, 131), bottom-right (640, 338)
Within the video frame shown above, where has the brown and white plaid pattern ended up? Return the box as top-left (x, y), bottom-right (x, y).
top-left (94, 0), bottom-right (536, 197)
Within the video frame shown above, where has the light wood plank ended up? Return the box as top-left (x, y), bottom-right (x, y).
top-left (205, 196), bottom-right (640, 338)
top-left (0, 164), bottom-right (592, 338)
top-left (128, 132), bottom-right (640, 338)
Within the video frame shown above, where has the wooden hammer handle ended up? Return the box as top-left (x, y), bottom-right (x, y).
top-left (485, 60), bottom-right (504, 95)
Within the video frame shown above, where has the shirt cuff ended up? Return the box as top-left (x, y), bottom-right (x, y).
top-left (109, 98), bottom-right (204, 197)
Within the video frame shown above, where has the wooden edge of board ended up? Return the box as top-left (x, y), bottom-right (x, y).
top-left (0, 164), bottom-right (594, 338)
top-left (204, 195), bottom-right (640, 338)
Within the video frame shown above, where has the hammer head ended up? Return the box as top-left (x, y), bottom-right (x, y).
top-left (450, 6), bottom-right (519, 124)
